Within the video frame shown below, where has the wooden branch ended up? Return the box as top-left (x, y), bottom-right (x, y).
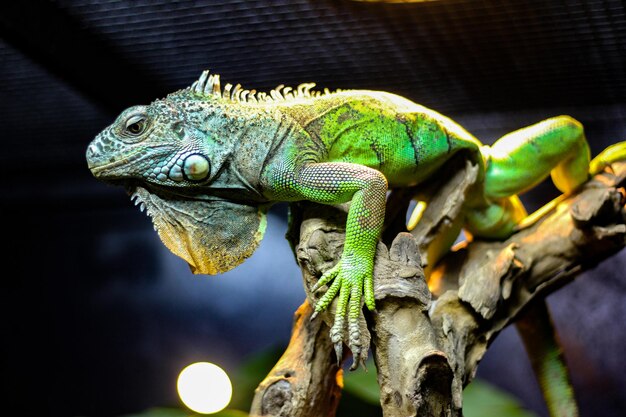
top-left (369, 233), bottom-right (454, 416)
top-left (252, 160), bottom-right (626, 416)
top-left (428, 163), bottom-right (626, 408)
top-left (250, 301), bottom-right (342, 417)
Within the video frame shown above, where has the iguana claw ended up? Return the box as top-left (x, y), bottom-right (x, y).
top-left (334, 342), bottom-right (343, 366)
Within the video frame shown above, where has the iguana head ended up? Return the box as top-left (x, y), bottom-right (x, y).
top-left (86, 71), bottom-right (269, 275)
top-left (86, 95), bottom-right (231, 189)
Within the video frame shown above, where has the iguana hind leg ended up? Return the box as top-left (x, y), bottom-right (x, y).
top-left (468, 117), bottom-right (592, 415)
top-left (467, 116), bottom-right (591, 238)
top-left (484, 116), bottom-right (590, 198)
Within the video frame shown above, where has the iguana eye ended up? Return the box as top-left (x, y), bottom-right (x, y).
top-left (125, 115), bottom-right (147, 136)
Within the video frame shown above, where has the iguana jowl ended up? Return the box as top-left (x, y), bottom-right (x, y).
top-left (87, 70), bottom-right (604, 367)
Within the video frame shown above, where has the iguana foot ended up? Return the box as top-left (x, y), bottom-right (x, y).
top-left (312, 258), bottom-right (374, 370)
top-left (589, 141), bottom-right (626, 175)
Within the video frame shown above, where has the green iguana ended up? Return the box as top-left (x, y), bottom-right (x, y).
top-left (86, 70), bottom-right (622, 370)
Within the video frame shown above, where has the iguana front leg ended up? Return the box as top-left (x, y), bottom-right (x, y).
top-left (266, 161), bottom-right (387, 367)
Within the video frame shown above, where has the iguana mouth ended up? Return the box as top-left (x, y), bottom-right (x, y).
top-left (89, 157), bottom-right (130, 174)
top-left (123, 180), bottom-right (208, 203)
top-left (88, 149), bottom-right (145, 178)
top-left (87, 151), bottom-right (147, 184)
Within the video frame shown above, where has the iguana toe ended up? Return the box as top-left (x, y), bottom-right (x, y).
top-left (312, 262), bottom-right (340, 293)
top-left (314, 274), bottom-right (342, 313)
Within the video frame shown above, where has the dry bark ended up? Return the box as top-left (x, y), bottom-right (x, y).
top-left (249, 302), bottom-right (342, 417)
top-left (251, 159), bottom-right (626, 416)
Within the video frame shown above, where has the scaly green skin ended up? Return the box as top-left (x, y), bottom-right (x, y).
top-left (517, 301), bottom-right (579, 417)
top-left (86, 70), bottom-right (607, 371)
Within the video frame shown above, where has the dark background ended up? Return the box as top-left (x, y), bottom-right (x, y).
top-left (1, 1), bottom-right (625, 416)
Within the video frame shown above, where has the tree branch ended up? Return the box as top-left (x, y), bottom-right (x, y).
top-left (252, 159), bottom-right (626, 416)
top-left (250, 302), bottom-right (342, 417)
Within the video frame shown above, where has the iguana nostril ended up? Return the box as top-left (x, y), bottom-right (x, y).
top-left (183, 154), bottom-right (210, 181)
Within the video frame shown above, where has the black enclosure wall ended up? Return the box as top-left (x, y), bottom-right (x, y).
top-left (1, 1), bottom-right (625, 416)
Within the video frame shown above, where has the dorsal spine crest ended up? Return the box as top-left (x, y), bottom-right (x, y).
top-left (183, 70), bottom-right (338, 104)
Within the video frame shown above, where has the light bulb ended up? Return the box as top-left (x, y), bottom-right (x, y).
top-left (177, 362), bottom-right (232, 414)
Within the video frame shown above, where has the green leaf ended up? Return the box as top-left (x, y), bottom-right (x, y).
top-left (463, 379), bottom-right (539, 417)
top-left (119, 407), bottom-right (248, 417)
top-left (119, 407), bottom-right (190, 417)
top-left (208, 410), bottom-right (249, 417)
top-left (342, 358), bottom-right (380, 405)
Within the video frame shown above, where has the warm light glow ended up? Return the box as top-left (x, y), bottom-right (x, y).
top-left (335, 368), bottom-right (345, 389)
top-left (177, 362), bottom-right (232, 414)
top-left (427, 265), bottom-right (444, 294)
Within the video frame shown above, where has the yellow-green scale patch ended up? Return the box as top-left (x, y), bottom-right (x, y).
top-left (310, 97), bottom-right (463, 187)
